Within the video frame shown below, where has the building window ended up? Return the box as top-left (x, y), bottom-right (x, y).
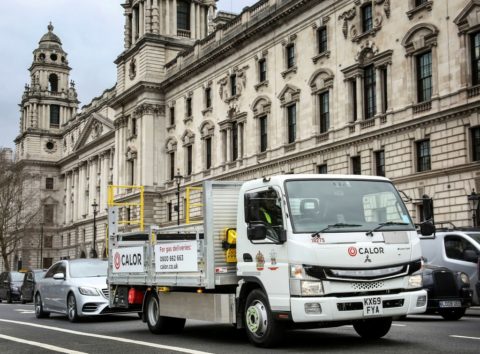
top-left (362, 4), bottom-right (373, 33)
top-left (44, 235), bottom-right (53, 248)
top-left (177, 0), bottom-right (190, 31)
top-left (45, 177), bottom-right (54, 190)
top-left (230, 74), bottom-right (237, 96)
top-left (287, 104), bottom-right (296, 144)
top-left (169, 152), bottom-right (175, 180)
top-left (131, 117), bottom-right (137, 136)
top-left (471, 32), bottom-right (480, 86)
top-left (44, 205), bottom-right (54, 224)
top-left (319, 91), bottom-right (329, 133)
top-left (205, 137), bottom-right (212, 169)
top-left (205, 87), bottom-right (212, 108)
top-left (169, 106), bottom-right (175, 126)
top-left (317, 164), bottom-right (327, 174)
top-left (128, 160), bottom-right (135, 185)
top-left (259, 59), bottom-right (267, 82)
top-left (416, 140), bottom-right (431, 172)
top-left (259, 115), bottom-right (267, 152)
top-left (352, 80), bottom-right (357, 121)
top-left (415, 0), bottom-right (427, 7)
top-left (417, 51), bottom-right (432, 102)
top-left (317, 27), bottom-right (327, 53)
top-left (286, 44), bottom-right (295, 69)
top-left (232, 122), bottom-right (238, 161)
top-left (375, 150), bottom-right (385, 176)
top-left (364, 65), bottom-right (376, 119)
top-left (186, 97), bottom-right (192, 117)
top-left (167, 202), bottom-right (173, 221)
top-left (48, 74), bottom-right (58, 92)
top-left (381, 67), bottom-right (388, 113)
top-left (352, 156), bottom-right (361, 175)
top-left (472, 127), bottom-right (480, 161)
top-left (186, 145), bottom-right (193, 175)
top-left (50, 105), bottom-right (60, 128)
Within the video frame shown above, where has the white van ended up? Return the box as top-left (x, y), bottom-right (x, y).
top-left (419, 230), bottom-right (480, 305)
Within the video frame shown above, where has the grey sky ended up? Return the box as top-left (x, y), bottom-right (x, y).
top-left (0, 0), bottom-right (255, 149)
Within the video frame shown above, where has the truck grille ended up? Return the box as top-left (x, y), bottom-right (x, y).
top-left (352, 281), bottom-right (384, 291)
top-left (432, 270), bottom-right (457, 297)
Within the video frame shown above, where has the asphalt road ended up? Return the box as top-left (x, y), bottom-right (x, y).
top-left (0, 303), bottom-right (479, 353)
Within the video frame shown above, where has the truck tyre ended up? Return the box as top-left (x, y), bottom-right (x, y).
top-left (145, 293), bottom-right (185, 334)
top-left (353, 317), bottom-right (392, 339)
top-left (439, 308), bottom-right (466, 321)
top-left (34, 293), bottom-right (50, 319)
top-left (244, 289), bottom-right (284, 348)
top-left (67, 293), bottom-right (79, 322)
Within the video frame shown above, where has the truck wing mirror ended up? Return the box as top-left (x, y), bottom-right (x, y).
top-left (420, 221), bottom-right (435, 236)
top-left (463, 250), bottom-right (478, 263)
top-left (422, 195), bottom-right (434, 222)
top-left (247, 223), bottom-right (267, 241)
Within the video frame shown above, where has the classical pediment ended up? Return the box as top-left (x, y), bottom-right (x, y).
top-left (277, 84), bottom-right (301, 106)
top-left (73, 113), bottom-right (114, 151)
top-left (454, 0), bottom-right (480, 34)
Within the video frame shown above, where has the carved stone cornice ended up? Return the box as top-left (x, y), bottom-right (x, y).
top-left (338, 7), bottom-right (356, 39)
top-left (134, 103), bottom-right (165, 116)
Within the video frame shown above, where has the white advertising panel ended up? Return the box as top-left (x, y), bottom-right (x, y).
top-left (155, 241), bottom-right (198, 273)
top-left (112, 247), bottom-right (145, 273)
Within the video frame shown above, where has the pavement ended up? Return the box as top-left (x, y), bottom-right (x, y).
top-left (466, 306), bottom-right (480, 316)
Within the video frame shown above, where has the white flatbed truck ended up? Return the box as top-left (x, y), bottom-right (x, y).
top-left (107, 175), bottom-right (428, 347)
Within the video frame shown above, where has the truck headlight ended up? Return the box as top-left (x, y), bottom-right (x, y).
top-left (79, 286), bottom-right (100, 296)
top-left (459, 272), bottom-right (470, 284)
top-left (408, 274), bottom-right (423, 289)
top-left (301, 281), bottom-right (324, 296)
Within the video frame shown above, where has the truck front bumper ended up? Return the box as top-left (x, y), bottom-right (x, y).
top-left (290, 289), bottom-right (427, 323)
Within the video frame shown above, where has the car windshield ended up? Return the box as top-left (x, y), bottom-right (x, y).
top-left (11, 272), bottom-right (24, 281)
top-left (69, 261), bottom-right (108, 278)
top-left (466, 233), bottom-right (480, 245)
top-left (285, 179), bottom-right (415, 233)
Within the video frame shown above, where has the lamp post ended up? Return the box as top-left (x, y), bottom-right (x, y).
top-left (467, 189), bottom-right (480, 227)
top-left (174, 169), bottom-right (183, 225)
top-left (91, 199), bottom-right (98, 258)
top-left (39, 222), bottom-right (44, 269)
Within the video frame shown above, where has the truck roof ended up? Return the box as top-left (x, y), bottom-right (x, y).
top-left (249, 174), bottom-right (391, 185)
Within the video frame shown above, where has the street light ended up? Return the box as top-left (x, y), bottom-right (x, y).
top-left (90, 199), bottom-right (98, 258)
top-left (467, 189), bottom-right (480, 227)
top-left (174, 169), bottom-right (183, 225)
top-left (39, 222), bottom-right (44, 269)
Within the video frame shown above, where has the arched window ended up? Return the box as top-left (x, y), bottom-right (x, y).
top-left (49, 74), bottom-right (58, 92)
top-left (177, 1), bottom-right (190, 31)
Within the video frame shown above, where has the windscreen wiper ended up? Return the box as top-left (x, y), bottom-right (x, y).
top-left (311, 223), bottom-right (362, 237)
top-left (365, 222), bottom-right (409, 236)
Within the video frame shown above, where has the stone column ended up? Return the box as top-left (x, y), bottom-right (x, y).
top-left (165, 0), bottom-right (170, 35)
top-left (65, 172), bottom-right (71, 224)
top-left (145, 0), bottom-right (151, 33)
top-left (158, 0), bottom-right (163, 34)
top-left (73, 167), bottom-right (79, 221)
top-left (406, 55), bottom-right (414, 103)
top-left (226, 128), bottom-right (231, 162)
top-left (124, 10), bottom-right (132, 48)
top-left (355, 75), bottom-right (363, 121)
top-left (78, 162), bottom-right (86, 218)
top-left (152, 0), bottom-right (159, 34)
top-left (173, 0), bottom-right (177, 36)
top-left (375, 66), bottom-right (383, 115)
top-left (132, 7), bottom-right (138, 43)
top-left (190, 1), bottom-right (196, 38)
top-left (431, 45), bottom-right (439, 98)
top-left (196, 3), bottom-right (201, 39)
top-left (139, 1), bottom-right (144, 37)
top-left (386, 64), bottom-right (393, 112)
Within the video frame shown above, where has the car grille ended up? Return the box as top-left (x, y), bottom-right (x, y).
top-left (101, 288), bottom-right (109, 299)
top-left (432, 270), bottom-right (457, 297)
top-left (82, 303), bottom-right (99, 312)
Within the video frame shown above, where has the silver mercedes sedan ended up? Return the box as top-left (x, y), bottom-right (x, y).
top-left (34, 259), bottom-right (110, 322)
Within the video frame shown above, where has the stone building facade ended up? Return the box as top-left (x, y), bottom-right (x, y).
top-left (6, 0), bottom-right (480, 270)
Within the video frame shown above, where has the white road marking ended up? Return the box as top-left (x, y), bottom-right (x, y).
top-left (0, 319), bottom-right (213, 354)
top-left (392, 324), bottom-right (406, 327)
top-left (450, 335), bottom-right (480, 341)
top-left (14, 309), bottom-right (35, 314)
top-left (0, 333), bottom-right (87, 354)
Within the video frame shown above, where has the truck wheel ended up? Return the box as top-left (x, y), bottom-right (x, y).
top-left (353, 317), bottom-right (392, 339)
top-left (244, 289), bottom-right (284, 348)
top-left (439, 308), bottom-right (466, 321)
top-left (34, 293), bottom-right (50, 319)
top-left (145, 293), bottom-right (185, 334)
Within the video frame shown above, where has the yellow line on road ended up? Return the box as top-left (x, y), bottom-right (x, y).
top-left (0, 319), bottom-right (213, 354)
top-left (0, 333), bottom-right (87, 354)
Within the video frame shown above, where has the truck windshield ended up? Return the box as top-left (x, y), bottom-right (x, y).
top-left (285, 179), bottom-right (415, 233)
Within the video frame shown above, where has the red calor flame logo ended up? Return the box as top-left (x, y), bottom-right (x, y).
top-left (114, 252), bottom-right (121, 269)
top-left (348, 247), bottom-right (357, 257)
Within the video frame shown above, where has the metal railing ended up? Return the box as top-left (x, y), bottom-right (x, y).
top-left (107, 185), bottom-right (144, 231)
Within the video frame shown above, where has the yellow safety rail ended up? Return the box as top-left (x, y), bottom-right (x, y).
top-left (185, 186), bottom-right (203, 224)
top-left (107, 185), bottom-right (144, 231)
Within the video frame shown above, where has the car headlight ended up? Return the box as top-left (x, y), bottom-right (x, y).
top-left (408, 274), bottom-right (423, 289)
top-left (78, 286), bottom-right (100, 296)
top-left (459, 272), bottom-right (470, 284)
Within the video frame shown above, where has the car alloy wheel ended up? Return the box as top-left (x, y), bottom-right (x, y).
top-left (67, 294), bottom-right (79, 322)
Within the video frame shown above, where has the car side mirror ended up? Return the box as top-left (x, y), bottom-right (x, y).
top-left (53, 273), bottom-right (65, 280)
top-left (420, 221), bottom-right (435, 236)
top-left (247, 223), bottom-right (267, 241)
top-left (464, 250), bottom-right (478, 263)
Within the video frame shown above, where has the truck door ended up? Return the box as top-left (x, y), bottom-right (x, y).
top-left (239, 188), bottom-right (290, 312)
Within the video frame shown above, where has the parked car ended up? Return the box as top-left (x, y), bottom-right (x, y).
top-left (419, 229), bottom-right (480, 304)
top-left (419, 264), bottom-right (472, 320)
top-left (34, 259), bottom-right (112, 322)
top-left (0, 271), bottom-right (24, 303)
top-left (20, 269), bottom-right (46, 304)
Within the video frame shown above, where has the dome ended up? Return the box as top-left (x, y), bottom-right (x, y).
top-left (39, 23), bottom-right (62, 47)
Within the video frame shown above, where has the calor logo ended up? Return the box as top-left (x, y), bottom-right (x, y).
top-left (348, 247), bottom-right (357, 257)
top-left (114, 252), bottom-right (121, 270)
